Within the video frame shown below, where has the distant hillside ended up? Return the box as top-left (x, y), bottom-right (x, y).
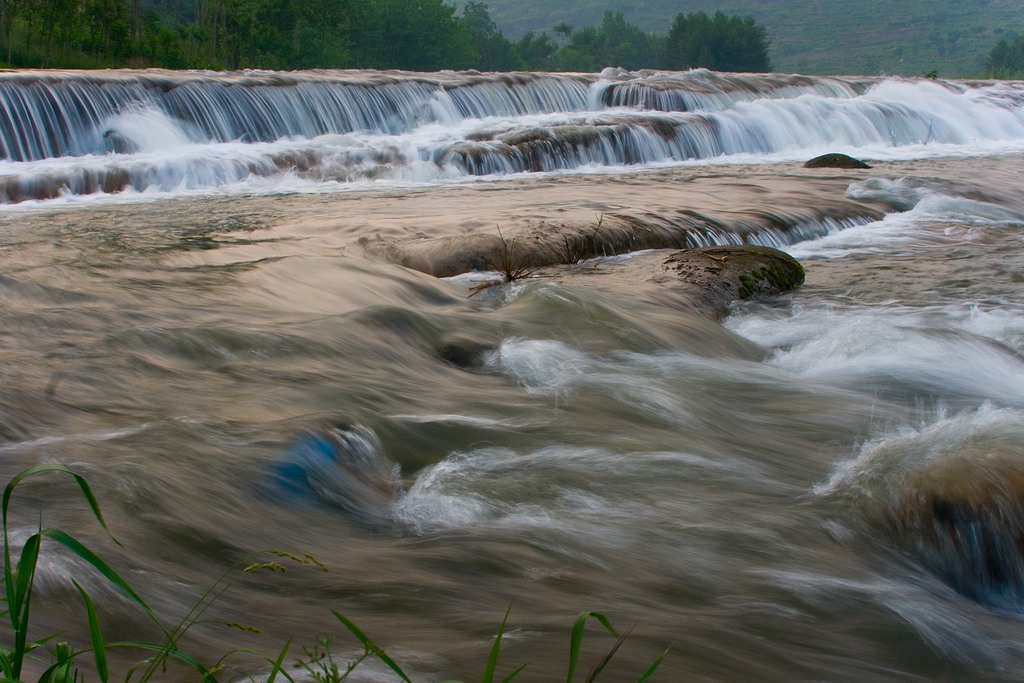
top-left (456, 0), bottom-right (1023, 77)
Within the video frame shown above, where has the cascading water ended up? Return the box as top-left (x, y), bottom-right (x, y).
top-left (2, 69), bottom-right (1024, 213)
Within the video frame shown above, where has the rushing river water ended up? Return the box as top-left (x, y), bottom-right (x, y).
top-left (3, 69), bottom-right (1024, 682)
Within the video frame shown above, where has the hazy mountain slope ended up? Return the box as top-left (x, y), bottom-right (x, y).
top-left (458, 0), bottom-right (1022, 76)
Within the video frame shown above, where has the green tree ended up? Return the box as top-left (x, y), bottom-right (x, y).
top-left (194, 0), bottom-right (225, 65)
top-left (662, 10), bottom-right (771, 72)
top-left (0, 0), bottom-right (16, 63)
top-left (355, 0), bottom-right (476, 71)
top-left (554, 11), bottom-right (662, 72)
top-left (515, 30), bottom-right (555, 70)
top-left (985, 35), bottom-right (1024, 78)
top-left (552, 20), bottom-right (571, 46)
top-left (462, 1), bottom-right (522, 71)
top-left (288, 0), bottom-right (352, 68)
top-left (598, 11), bottom-right (661, 69)
top-left (39, 0), bottom-right (82, 66)
top-left (82, 0), bottom-right (131, 62)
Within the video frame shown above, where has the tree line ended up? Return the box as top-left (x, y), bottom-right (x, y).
top-left (984, 33), bottom-right (1024, 78)
top-left (0, 0), bottom-right (772, 73)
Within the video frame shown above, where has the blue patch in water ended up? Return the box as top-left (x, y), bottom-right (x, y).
top-left (269, 424), bottom-right (399, 527)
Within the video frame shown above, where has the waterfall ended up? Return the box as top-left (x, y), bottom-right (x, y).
top-left (0, 70), bottom-right (597, 161)
top-left (0, 68), bottom-right (1023, 206)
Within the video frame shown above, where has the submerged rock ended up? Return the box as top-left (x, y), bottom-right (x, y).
top-left (102, 129), bottom-right (138, 155)
top-left (437, 335), bottom-right (495, 370)
top-left (803, 153), bottom-right (872, 169)
top-left (869, 450), bottom-right (1024, 611)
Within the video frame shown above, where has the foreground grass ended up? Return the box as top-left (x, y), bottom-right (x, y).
top-left (1, 465), bottom-right (667, 682)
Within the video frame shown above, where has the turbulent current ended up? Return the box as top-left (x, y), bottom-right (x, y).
top-left (3, 68), bottom-right (1024, 681)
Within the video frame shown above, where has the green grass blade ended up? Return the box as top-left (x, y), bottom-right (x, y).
top-left (10, 532), bottom-right (41, 677)
top-left (73, 580), bottom-right (108, 683)
top-left (133, 556), bottom-right (268, 683)
top-left (106, 640), bottom-right (215, 680)
top-left (37, 651), bottom-right (76, 683)
top-left (263, 637), bottom-right (294, 683)
top-left (12, 532), bottom-right (40, 621)
top-left (635, 647), bottom-right (669, 683)
top-left (3, 465), bottom-right (114, 539)
top-left (566, 612), bottom-right (618, 683)
top-left (42, 642), bottom-right (75, 683)
top-left (39, 528), bottom-right (155, 621)
top-left (331, 611), bottom-right (412, 683)
top-left (2, 464), bottom-right (122, 681)
top-left (481, 602), bottom-right (513, 683)
top-left (499, 662), bottom-right (529, 683)
top-left (37, 661), bottom-right (71, 683)
top-left (583, 626), bottom-right (632, 683)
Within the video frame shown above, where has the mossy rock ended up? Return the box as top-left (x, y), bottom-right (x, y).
top-left (664, 245), bottom-right (805, 317)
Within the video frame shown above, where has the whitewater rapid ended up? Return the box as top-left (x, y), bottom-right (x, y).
top-left (1, 69), bottom-right (1024, 207)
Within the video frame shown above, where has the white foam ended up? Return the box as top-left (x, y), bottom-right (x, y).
top-left (3, 73), bottom-right (1024, 208)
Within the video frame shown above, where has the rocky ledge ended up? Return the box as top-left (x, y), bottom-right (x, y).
top-left (364, 221), bottom-right (805, 320)
top-left (515, 243), bottom-right (806, 319)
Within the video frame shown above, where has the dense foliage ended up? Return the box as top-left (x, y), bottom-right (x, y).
top-left (984, 34), bottom-right (1024, 78)
top-left (0, 0), bottom-right (771, 73)
top-left (662, 11), bottom-right (770, 73)
top-left (556, 11), bottom-right (665, 72)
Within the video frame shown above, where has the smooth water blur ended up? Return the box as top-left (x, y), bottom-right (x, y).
top-left (2, 68), bottom-right (1024, 679)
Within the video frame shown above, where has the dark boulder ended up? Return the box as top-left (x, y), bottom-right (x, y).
top-left (876, 460), bottom-right (1024, 611)
top-left (437, 336), bottom-right (495, 370)
top-left (803, 153), bottom-right (872, 169)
